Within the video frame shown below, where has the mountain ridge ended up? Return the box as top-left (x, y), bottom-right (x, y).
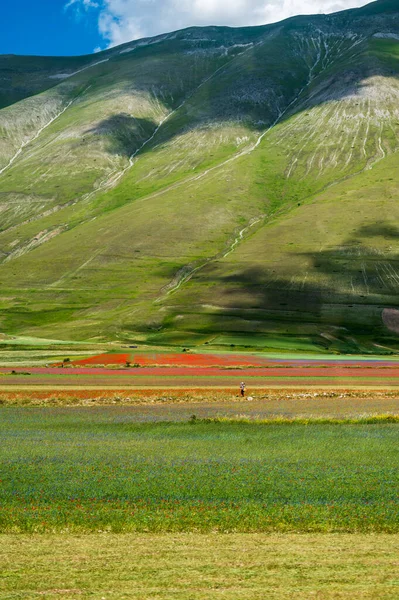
top-left (0, 0), bottom-right (398, 353)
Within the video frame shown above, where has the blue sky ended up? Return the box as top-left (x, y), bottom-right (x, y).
top-left (1, 0), bottom-right (103, 56)
top-left (2, 0), bottom-right (370, 57)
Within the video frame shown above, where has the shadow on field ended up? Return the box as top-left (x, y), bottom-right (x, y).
top-left (162, 223), bottom-right (399, 348)
top-left (356, 222), bottom-right (399, 239)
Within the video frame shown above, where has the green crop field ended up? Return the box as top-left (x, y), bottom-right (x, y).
top-left (1, 407), bottom-right (398, 534)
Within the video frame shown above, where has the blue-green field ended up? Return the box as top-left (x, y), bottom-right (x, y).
top-left (1, 407), bottom-right (398, 533)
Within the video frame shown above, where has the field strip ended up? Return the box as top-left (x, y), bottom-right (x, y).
top-left (1, 384), bottom-right (399, 391)
top-left (2, 533), bottom-right (399, 599)
top-left (1, 416), bottom-right (398, 534)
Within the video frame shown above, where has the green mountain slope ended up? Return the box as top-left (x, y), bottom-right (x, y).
top-left (0, 0), bottom-right (399, 352)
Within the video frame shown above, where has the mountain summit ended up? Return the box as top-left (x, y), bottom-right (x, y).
top-left (0, 0), bottom-right (399, 353)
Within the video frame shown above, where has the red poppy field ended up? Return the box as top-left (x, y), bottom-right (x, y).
top-left (69, 351), bottom-right (272, 367)
top-left (67, 351), bottom-right (399, 369)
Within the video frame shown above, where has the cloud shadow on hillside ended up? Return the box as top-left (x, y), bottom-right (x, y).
top-left (98, 35), bottom-right (399, 168)
top-left (356, 222), bottom-right (399, 239)
top-left (163, 223), bottom-right (399, 346)
top-left (86, 113), bottom-right (158, 158)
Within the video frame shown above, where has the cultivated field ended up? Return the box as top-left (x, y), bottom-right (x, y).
top-left (1, 347), bottom-right (398, 598)
top-left (2, 350), bottom-right (399, 389)
top-left (1, 407), bottom-right (398, 534)
top-left (2, 534), bottom-right (399, 599)
top-left (1, 387), bottom-right (399, 417)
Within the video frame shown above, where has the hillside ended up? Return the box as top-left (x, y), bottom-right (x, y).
top-left (0, 0), bottom-right (399, 353)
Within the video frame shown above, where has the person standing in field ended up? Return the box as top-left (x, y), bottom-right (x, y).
top-left (240, 382), bottom-right (246, 397)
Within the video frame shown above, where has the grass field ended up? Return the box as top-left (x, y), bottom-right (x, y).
top-left (1, 407), bottom-right (398, 534)
top-left (2, 533), bottom-right (399, 599)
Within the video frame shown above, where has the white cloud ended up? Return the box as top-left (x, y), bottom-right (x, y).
top-left (67, 0), bottom-right (371, 48)
top-left (64, 0), bottom-right (100, 23)
top-left (65, 0), bottom-right (99, 9)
